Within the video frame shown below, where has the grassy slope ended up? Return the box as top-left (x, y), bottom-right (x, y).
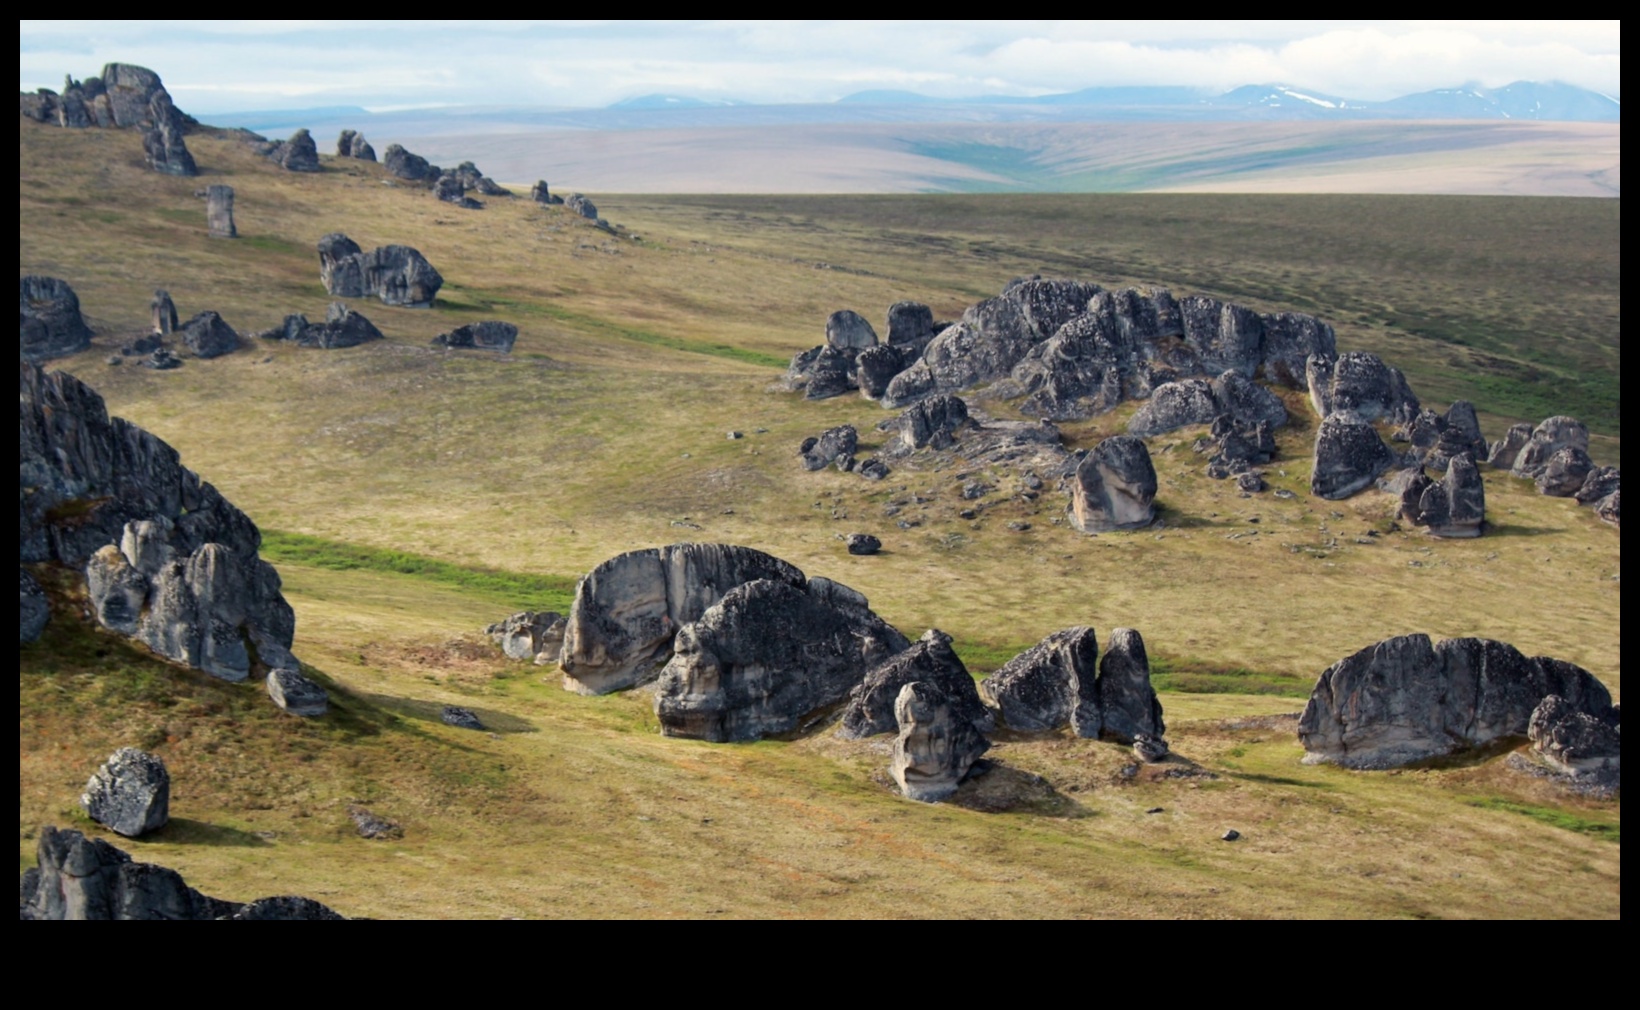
top-left (18, 119), bottom-right (1620, 917)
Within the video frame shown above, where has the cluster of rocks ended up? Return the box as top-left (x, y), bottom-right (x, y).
top-left (1298, 633), bottom-right (1617, 770)
top-left (1489, 415), bottom-right (1618, 525)
top-left (21, 364), bottom-right (325, 716)
top-left (433, 321), bottom-right (518, 353)
top-left (20, 275), bottom-right (93, 361)
top-left (1129, 371), bottom-right (1288, 438)
top-left (20, 64), bottom-right (197, 176)
top-left (254, 302), bottom-right (383, 349)
top-left (786, 305), bottom-right (939, 401)
top-left (20, 826), bottom-right (344, 920)
top-left (1393, 400), bottom-right (1487, 470)
top-left (1527, 694), bottom-right (1621, 782)
top-left (486, 610), bottom-right (566, 664)
top-left (104, 294), bottom-right (243, 369)
top-left (263, 127), bottom-right (320, 172)
top-left (378, 143), bottom-right (510, 209)
top-left (318, 233), bottom-right (443, 307)
top-left (1307, 351), bottom-right (1419, 421)
top-left (1195, 413), bottom-right (1276, 491)
top-left (980, 626), bottom-right (1168, 756)
top-left (336, 129), bottom-right (376, 161)
top-left (1391, 454), bottom-right (1486, 537)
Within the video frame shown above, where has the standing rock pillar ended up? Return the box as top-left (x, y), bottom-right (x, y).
top-left (206, 184), bottom-right (236, 238)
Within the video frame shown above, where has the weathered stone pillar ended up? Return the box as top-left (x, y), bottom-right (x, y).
top-left (150, 289), bottom-right (178, 334)
top-left (206, 184), bottom-right (236, 238)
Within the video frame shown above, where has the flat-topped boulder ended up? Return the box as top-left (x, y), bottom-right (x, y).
top-left (1311, 412), bottom-right (1399, 500)
top-left (655, 577), bottom-right (909, 742)
top-left (839, 629), bottom-right (993, 739)
top-left (81, 748), bottom-right (169, 837)
top-left (885, 301), bottom-right (936, 352)
top-left (433, 321), bottom-right (517, 352)
top-left (1307, 351), bottom-right (1419, 421)
top-left (1298, 634), bottom-right (1615, 769)
top-left (317, 233), bottom-right (443, 307)
top-left (20, 275), bottom-right (93, 361)
top-left (1068, 435), bottom-right (1157, 533)
top-left (1398, 454), bottom-right (1486, 537)
top-left (891, 681), bottom-right (991, 803)
top-left (559, 543), bottom-right (806, 695)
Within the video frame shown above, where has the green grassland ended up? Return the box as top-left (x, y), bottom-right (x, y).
top-left (18, 119), bottom-right (1620, 917)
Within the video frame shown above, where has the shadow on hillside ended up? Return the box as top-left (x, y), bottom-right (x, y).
top-left (359, 692), bottom-right (538, 735)
top-left (948, 760), bottom-right (1088, 816)
top-left (1481, 522), bottom-right (1559, 538)
top-left (153, 818), bottom-right (273, 848)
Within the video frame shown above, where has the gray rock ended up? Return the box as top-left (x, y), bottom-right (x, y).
top-left (1129, 371), bottom-right (1287, 437)
top-left (981, 626), bottom-right (1099, 733)
top-left (1307, 351), bottom-right (1419, 421)
top-left (1574, 467), bottom-right (1620, 506)
top-left (1535, 446), bottom-right (1594, 497)
top-left (1528, 694), bottom-right (1620, 777)
top-left (889, 395), bottom-right (974, 454)
top-left (433, 321), bottom-right (517, 352)
top-left (530, 180), bottom-right (554, 204)
top-left (839, 629), bottom-right (992, 739)
top-left (857, 458), bottom-right (891, 480)
top-left (845, 533), bottom-right (882, 555)
top-left (383, 143), bottom-right (438, 181)
top-left (826, 310), bottom-right (879, 351)
top-left (179, 311), bottom-right (240, 359)
top-left (1400, 454), bottom-right (1485, 538)
top-left (566, 194), bottom-right (598, 220)
top-left (854, 344), bottom-right (911, 399)
top-left (101, 64), bottom-right (168, 127)
top-left (143, 347), bottom-right (181, 370)
top-left (257, 303), bottom-right (384, 350)
top-left (20, 826), bottom-right (238, 921)
top-left (205, 185), bottom-right (236, 239)
top-left (317, 234), bottom-right (443, 307)
top-left (441, 706), bottom-right (483, 730)
top-left (798, 345), bottom-right (859, 399)
top-left (655, 577), bottom-right (909, 742)
top-left (1310, 413), bottom-right (1397, 500)
top-left (885, 301), bottom-right (936, 352)
top-left (336, 129), bottom-right (376, 161)
top-left (1236, 470), bottom-right (1266, 493)
top-left (559, 543), bottom-right (806, 695)
top-left (266, 667), bottom-right (328, 717)
top-left (1595, 489), bottom-right (1620, 526)
top-left (81, 748), bottom-right (169, 838)
top-left (20, 275), bottom-right (93, 361)
top-left (1258, 311), bottom-right (1337, 388)
top-left (433, 173), bottom-right (482, 209)
top-left (141, 91), bottom-right (196, 177)
top-left (150, 290), bottom-right (179, 334)
top-left (801, 425), bottom-right (858, 471)
top-left (1298, 634), bottom-right (1615, 769)
top-left (348, 805), bottom-right (402, 839)
top-left (1486, 422), bottom-right (1534, 470)
top-left (1134, 735), bottom-right (1171, 762)
top-left (891, 681), bottom-right (991, 803)
top-left (487, 610), bottom-right (565, 661)
top-left (267, 128), bottom-right (320, 172)
top-left (20, 568), bottom-right (49, 644)
top-left (1511, 416), bottom-right (1589, 479)
top-left (1068, 435), bottom-right (1157, 533)
top-left (1097, 628), bottom-right (1166, 744)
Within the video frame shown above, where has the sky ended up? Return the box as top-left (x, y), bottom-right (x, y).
top-left (18, 20), bottom-right (1622, 113)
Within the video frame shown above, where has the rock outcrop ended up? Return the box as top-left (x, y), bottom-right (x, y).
top-left (266, 128), bottom-right (320, 172)
top-left (1486, 423), bottom-right (1534, 470)
top-left (1306, 352), bottom-right (1419, 421)
top-left (256, 302), bottom-right (384, 349)
top-left (22, 364), bottom-right (309, 696)
top-left (1535, 447), bottom-right (1595, 498)
top-left (433, 321), bottom-right (518, 352)
top-left (1398, 454), bottom-right (1486, 537)
top-left (19, 826), bottom-right (344, 920)
top-left (141, 91), bottom-right (197, 177)
top-left (1128, 371), bottom-right (1287, 437)
top-left (487, 610), bottom-right (566, 662)
top-left (885, 301), bottom-right (937, 352)
top-left (800, 425), bottom-right (858, 471)
top-left (531, 180), bottom-right (561, 205)
top-left (1068, 435), bottom-right (1157, 533)
top-left (336, 129), bottom-right (376, 161)
top-left (1298, 634), bottom-right (1615, 769)
top-left (21, 65), bottom-right (197, 174)
top-left (206, 185), bottom-right (236, 238)
top-left (81, 748), bottom-right (169, 837)
top-left (1574, 467), bottom-right (1620, 507)
top-left (1510, 416), bottom-right (1589, 479)
top-left (654, 577), bottom-right (909, 742)
top-left (981, 626), bottom-right (1099, 733)
top-left (1594, 489), bottom-right (1620, 526)
top-left (383, 143), bottom-right (438, 181)
top-left (1199, 412), bottom-right (1277, 480)
top-left (433, 173), bottom-right (482, 209)
top-left (1310, 413), bottom-right (1398, 500)
top-left (839, 629), bottom-right (993, 739)
top-left (20, 568), bottom-right (49, 643)
top-left (1528, 694), bottom-right (1620, 778)
top-left (150, 290), bottom-right (179, 335)
top-left (1395, 401), bottom-right (1486, 471)
top-left (317, 233), bottom-right (443, 307)
top-left (558, 543), bottom-right (807, 695)
top-left (887, 396), bottom-right (974, 454)
top-left (566, 194), bottom-right (598, 220)
top-left (446, 161), bottom-right (509, 196)
top-left (179, 311), bottom-right (240, 359)
top-left (20, 275), bottom-right (93, 361)
top-left (891, 681), bottom-right (991, 802)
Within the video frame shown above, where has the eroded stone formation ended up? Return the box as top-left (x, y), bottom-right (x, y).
top-left (150, 289), bottom-right (179, 335)
top-left (206, 185), bottom-right (236, 238)
top-left (179, 311), bottom-right (240, 359)
top-left (800, 425), bottom-right (859, 471)
top-left (318, 233), bottom-right (444, 307)
top-left (383, 143), bottom-right (439, 181)
top-left (980, 626), bottom-right (1167, 758)
top-left (487, 610), bottom-right (566, 663)
top-left (336, 129), bottom-right (376, 161)
top-left (266, 127), bottom-right (320, 172)
top-left (1310, 412), bottom-right (1399, 500)
top-left (891, 681), bottom-right (991, 802)
top-left (839, 629), bottom-right (993, 739)
top-left (1306, 351), bottom-right (1419, 421)
top-left (531, 180), bottom-right (562, 205)
top-left (1394, 400), bottom-right (1486, 471)
top-left (1527, 694), bottom-right (1621, 780)
top-left (1298, 633), bottom-right (1615, 769)
top-left (567, 194), bottom-right (598, 220)
top-left (1068, 435), bottom-right (1157, 533)
top-left (1128, 371), bottom-right (1287, 437)
top-left (1397, 454), bottom-right (1486, 537)
top-left (433, 321), bottom-right (518, 352)
top-left (81, 748), bottom-right (169, 837)
top-left (21, 64), bottom-right (198, 176)
top-left (20, 275), bottom-right (93, 361)
top-left (255, 302), bottom-right (384, 349)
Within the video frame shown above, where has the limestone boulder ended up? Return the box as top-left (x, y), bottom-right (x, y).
top-left (891, 681), bottom-right (991, 803)
top-left (530, 180), bottom-right (556, 204)
top-left (1511, 416), bottom-right (1589, 479)
top-left (1097, 628), bottom-right (1166, 743)
top-left (885, 301), bottom-right (936, 352)
top-left (487, 610), bottom-right (565, 661)
top-left (206, 185), bottom-right (236, 239)
top-left (336, 129), bottom-right (376, 160)
top-left (81, 748), bottom-right (169, 838)
top-left (179, 311), bottom-right (240, 359)
top-left (1129, 371), bottom-right (1286, 437)
top-left (267, 128), bottom-right (320, 172)
top-left (141, 91), bottom-right (196, 177)
top-left (854, 344), bottom-right (911, 399)
top-left (1486, 423), bottom-right (1534, 470)
top-left (383, 143), bottom-right (438, 181)
top-left (317, 234), bottom-right (443, 307)
top-left (1310, 413), bottom-right (1397, 500)
top-left (567, 194), bottom-right (598, 220)
top-left (1069, 435), bottom-right (1157, 533)
top-left (800, 425), bottom-right (858, 471)
top-left (826, 310), bottom-right (878, 351)
top-left (655, 577), bottom-right (909, 742)
top-left (433, 173), bottom-right (482, 209)
top-left (1528, 695), bottom-right (1621, 777)
top-left (1298, 634), bottom-right (1615, 769)
top-left (20, 275), bottom-right (93, 361)
top-left (1307, 352), bottom-right (1418, 421)
top-left (839, 629), bottom-right (992, 739)
top-left (266, 667), bottom-right (328, 717)
top-left (434, 321), bottom-right (518, 352)
top-left (559, 543), bottom-right (806, 695)
top-left (889, 395), bottom-right (974, 454)
top-left (981, 626), bottom-right (1099, 733)
top-left (1399, 454), bottom-right (1485, 538)
top-left (1535, 446), bottom-right (1594, 498)
top-left (20, 568), bottom-right (49, 644)
top-left (1574, 467), bottom-right (1620, 506)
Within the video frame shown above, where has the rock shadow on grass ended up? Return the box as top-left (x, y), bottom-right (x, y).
top-left (149, 818), bottom-right (273, 847)
top-left (359, 693), bottom-right (538, 734)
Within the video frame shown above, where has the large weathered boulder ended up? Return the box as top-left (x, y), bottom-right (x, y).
top-left (1396, 401), bottom-right (1487, 472)
top-left (839, 629), bottom-right (992, 739)
top-left (21, 364), bottom-right (302, 686)
top-left (1399, 454), bottom-right (1486, 538)
top-left (826, 310), bottom-right (878, 351)
top-left (800, 425), bottom-right (858, 471)
top-left (336, 129), bottom-right (376, 161)
top-left (891, 681), bottom-right (991, 803)
top-left (1096, 628), bottom-right (1166, 744)
top-left (889, 395), bottom-right (974, 454)
top-left (140, 91), bottom-right (197, 177)
top-left (20, 568), bottom-right (50, 643)
top-left (1306, 352), bottom-right (1419, 421)
top-left (1128, 371), bottom-right (1287, 437)
top-left (81, 748), bottom-right (169, 837)
top-left (206, 185), bottom-right (236, 239)
top-left (1310, 413), bottom-right (1398, 500)
top-left (981, 626), bottom-right (1099, 733)
top-left (267, 128), bottom-right (320, 172)
top-left (854, 344), bottom-right (910, 399)
top-left (1511, 416), bottom-right (1589, 479)
top-left (1528, 695), bottom-right (1620, 777)
top-left (1595, 489), bottom-right (1620, 526)
top-left (845, 533), bottom-right (881, 556)
top-left (20, 276), bottom-right (93, 361)
top-left (558, 544), bottom-right (807, 695)
top-left (487, 610), bottom-right (566, 662)
top-left (433, 173), bottom-right (482, 209)
top-left (383, 143), bottom-right (438, 181)
top-left (1574, 467), bottom-right (1620, 506)
top-left (101, 64), bottom-right (168, 127)
top-left (566, 193), bottom-right (598, 220)
top-left (266, 667), bottom-right (328, 717)
top-left (1298, 634), bottom-right (1615, 769)
top-left (885, 301), bottom-right (936, 352)
top-left (1069, 435), bottom-right (1157, 533)
top-left (19, 826), bottom-right (344, 920)
top-left (179, 311), bottom-right (240, 359)
top-left (1535, 446), bottom-right (1595, 498)
top-left (655, 577), bottom-right (909, 742)
top-left (433, 321), bottom-right (518, 352)
top-left (1486, 422), bottom-right (1534, 470)
top-left (316, 234), bottom-right (443, 307)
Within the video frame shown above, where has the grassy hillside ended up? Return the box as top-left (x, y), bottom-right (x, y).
top-left (18, 119), bottom-right (1620, 917)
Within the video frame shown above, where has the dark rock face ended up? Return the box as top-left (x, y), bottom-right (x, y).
top-left (441, 706), bottom-right (483, 730)
top-left (888, 395), bottom-right (974, 454)
top-left (1069, 435), bottom-right (1157, 533)
top-left (559, 543), bottom-right (807, 695)
top-left (885, 301), bottom-right (936, 352)
top-left (1311, 413), bottom-right (1398, 500)
top-left (1202, 412), bottom-right (1277, 478)
top-left (566, 194), bottom-right (598, 220)
top-left (20, 275), bottom-right (93, 361)
top-left (150, 290), bottom-right (179, 335)
top-left (433, 173), bottom-right (482, 209)
top-left (257, 302), bottom-right (384, 350)
top-left (1307, 352), bottom-right (1419, 421)
top-left (20, 568), bottom-right (49, 643)
top-left (179, 311), bottom-right (240, 359)
top-left (854, 344), bottom-right (911, 399)
top-left (1399, 454), bottom-right (1486, 538)
top-left (1128, 371), bottom-right (1287, 437)
top-left (487, 610), bottom-right (566, 662)
top-left (206, 185), bottom-right (236, 238)
top-left (839, 629), bottom-right (993, 739)
top-left (336, 129), bottom-right (376, 161)
top-left (655, 577), bottom-right (909, 742)
top-left (19, 826), bottom-right (343, 920)
top-left (22, 364), bottom-right (303, 687)
top-left (433, 321), bottom-right (518, 352)
top-left (845, 533), bottom-right (881, 556)
top-left (530, 180), bottom-right (555, 204)
top-left (1298, 634), bottom-right (1615, 769)
top-left (1096, 628), bottom-right (1166, 744)
top-left (383, 143), bottom-right (438, 181)
top-left (1595, 489), bottom-right (1620, 526)
top-left (1574, 467), bottom-right (1620, 506)
top-left (141, 91), bottom-right (197, 177)
top-left (1511, 416), bottom-right (1589, 479)
top-left (1535, 446), bottom-right (1594, 497)
top-left (22, 65), bottom-right (196, 176)
top-left (891, 681), bottom-right (991, 803)
top-left (267, 667), bottom-right (328, 717)
top-left (317, 233), bottom-right (443, 307)
top-left (981, 626), bottom-right (1099, 733)
top-left (1396, 401), bottom-right (1487, 471)
top-left (801, 425), bottom-right (858, 471)
top-left (267, 128), bottom-right (320, 172)
top-left (1486, 423), bottom-right (1534, 470)
top-left (1528, 694), bottom-right (1621, 777)
top-left (81, 748), bottom-right (169, 837)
